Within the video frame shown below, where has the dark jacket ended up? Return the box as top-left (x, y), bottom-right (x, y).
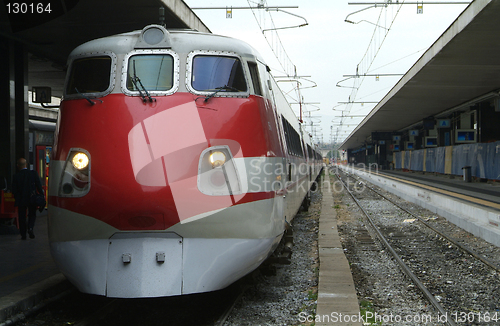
top-left (12, 169), bottom-right (44, 207)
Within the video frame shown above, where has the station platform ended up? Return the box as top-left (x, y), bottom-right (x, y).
top-left (338, 164), bottom-right (500, 247)
top-left (380, 169), bottom-right (500, 206)
top-left (316, 170), bottom-right (362, 326)
top-left (0, 210), bottom-right (71, 323)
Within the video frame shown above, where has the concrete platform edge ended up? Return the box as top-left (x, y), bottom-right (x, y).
top-left (316, 170), bottom-right (362, 326)
top-left (0, 273), bottom-right (71, 323)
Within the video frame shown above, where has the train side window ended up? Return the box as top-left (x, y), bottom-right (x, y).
top-left (281, 116), bottom-right (291, 155)
top-left (247, 62), bottom-right (262, 96)
top-left (256, 61), bottom-right (271, 96)
top-left (66, 56), bottom-right (112, 95)
top-left (126, 54), bottom-right (174, 91)
top-left (191, 55), bottom-right (247, 92)
top-left (281, 116), bottom-right (304, 157)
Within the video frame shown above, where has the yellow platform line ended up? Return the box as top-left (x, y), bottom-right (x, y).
top-left (376, 171), bottom-right (500, 211)
top-left (0, 262), bottom-right (47, 284)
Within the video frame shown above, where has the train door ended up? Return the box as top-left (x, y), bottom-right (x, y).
top-left (35, 146), bottom-right (52, 207)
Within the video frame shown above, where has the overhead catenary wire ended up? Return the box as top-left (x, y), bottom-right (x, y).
top-left (246, 0), bottom-right (324, 134)
top-left (247, 0), bottom-right (298, 78)
top-left (335, 1), bottom-right (470, 145)
top-left (367, 47), bottom-right (427, 73)
top-left (335, 1), bottom-right (406, 144)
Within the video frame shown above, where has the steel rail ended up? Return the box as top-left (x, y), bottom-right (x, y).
top-left (346, 171), bottom-right (500, 273)
top-left (216, 285), bottom-right (250, 326)
top-left (334, 171), bottom-right (457, 326)
top-left (0, 288), bottom-right (75, 326)
top-left (74, 299), bottom-right (120, 326)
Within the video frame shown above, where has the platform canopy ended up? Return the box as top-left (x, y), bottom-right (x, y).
top-left (341, 0), bottom-right (500, 149)
top-left (0, 0), bottom-right (210, 98)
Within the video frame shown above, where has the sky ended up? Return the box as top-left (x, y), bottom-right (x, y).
top-left (183, 0), bottom-right (470, 145)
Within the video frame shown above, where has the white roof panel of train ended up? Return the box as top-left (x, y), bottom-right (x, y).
top-left (68, 27), bottom-right (264, 62)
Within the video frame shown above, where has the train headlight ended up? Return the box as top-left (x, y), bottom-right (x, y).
top-left (198, 146), bottom-right (244, 196)
top-left (209, 151), bottom-right (226, 168)
top-left (72, 152), bottom-right (89, 170)
top-left (58, 149), bottom-right (91, 197)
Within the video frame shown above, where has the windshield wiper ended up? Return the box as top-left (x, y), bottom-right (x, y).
top-left (204, 85), bottom-right (240, 103)
top-left (74, 88), bottom-right (103, 105)
top-left (131, 61), bottom-right (155, 103)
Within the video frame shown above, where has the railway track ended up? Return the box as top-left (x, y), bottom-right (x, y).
top-left (73, 282), bottom-right (249, 326)
top-left (334, 168), bottom-right (500, 326)
top-left (15, 282), bottom-right (247, 326)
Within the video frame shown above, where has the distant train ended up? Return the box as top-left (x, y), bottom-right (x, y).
top-left (48, 24), bottom-right (322, 298)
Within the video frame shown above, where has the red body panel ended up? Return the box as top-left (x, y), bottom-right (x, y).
top-left (51, 93), bottom-right (281, 230)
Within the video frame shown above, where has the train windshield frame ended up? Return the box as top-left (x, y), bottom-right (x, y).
top-left (65, 52), bottom-right (117, 99)
top-left (122, 49), bottom-right (180, 97)
top-left (186, 51), bottom-right (249, 97)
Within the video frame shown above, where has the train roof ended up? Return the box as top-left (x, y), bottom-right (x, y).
top-left (68, 26), bottom-right (265, 63)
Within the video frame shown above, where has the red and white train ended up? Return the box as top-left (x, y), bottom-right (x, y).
top-left (48, 24), bottom-right (322, 298)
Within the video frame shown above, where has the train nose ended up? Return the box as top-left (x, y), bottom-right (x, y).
top-left (128, 102), bottom-right (208, 188)
top-left (120, 213), bottom-right (167, 230)
top-left (127, 101), bottom-right (248, 224)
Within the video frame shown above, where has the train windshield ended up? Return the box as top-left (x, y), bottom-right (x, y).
top-left (66, 56), bottom-right (112, 95)
top-left (191, 55), bottom-right (247, 92)
top-left (126, 55), bottom-right (174, 91)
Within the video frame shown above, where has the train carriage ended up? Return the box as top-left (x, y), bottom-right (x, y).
top-left (48, 25), bottom-right (321, 298)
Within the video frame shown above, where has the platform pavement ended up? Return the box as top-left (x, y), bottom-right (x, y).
top-left (0, 210), bottom-right (71, 323)
top-left (316, 170), bottom-right (363, 326)
top-left (380, 169), bottom-right (500, 205)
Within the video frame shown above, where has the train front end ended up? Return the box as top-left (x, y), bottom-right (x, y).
top-left (48, 26), bottom-right (286, 298)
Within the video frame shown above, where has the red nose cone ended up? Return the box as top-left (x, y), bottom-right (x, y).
top-left (122, 214), bottom-right (165, 230)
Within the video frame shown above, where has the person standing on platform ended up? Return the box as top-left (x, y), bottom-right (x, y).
top-left (12, 158), bottom-right (44, 240)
